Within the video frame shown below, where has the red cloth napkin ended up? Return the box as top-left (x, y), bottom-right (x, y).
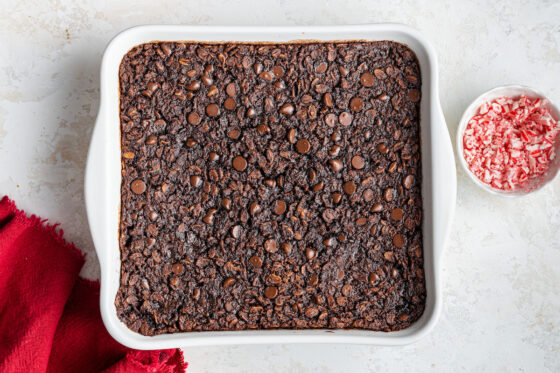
top-left (0, 196), bottom-right (187, 373)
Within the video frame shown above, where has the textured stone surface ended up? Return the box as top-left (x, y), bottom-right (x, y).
top-left (0, 0), bottom-right (559, 371)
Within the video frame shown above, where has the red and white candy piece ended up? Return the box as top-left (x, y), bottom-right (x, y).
top-left (463, 95), bottom-right (559, 191)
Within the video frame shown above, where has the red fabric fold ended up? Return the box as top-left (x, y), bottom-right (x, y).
top-left (0, 196), bottom-right (187, 373)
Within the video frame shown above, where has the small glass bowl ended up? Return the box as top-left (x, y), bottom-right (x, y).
top-left (456, 85), bottom-right (560, 196)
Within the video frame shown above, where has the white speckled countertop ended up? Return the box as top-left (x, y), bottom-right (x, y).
top-left (1, 0), bottom-right (559, 371)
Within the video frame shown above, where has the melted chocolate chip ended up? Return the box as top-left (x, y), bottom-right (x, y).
top-left (131, 179), bottom-right (146, 194)
top-left (233, 156), bottom-right (247, 171)
top-left (296, 139), bottom-right (311, 154)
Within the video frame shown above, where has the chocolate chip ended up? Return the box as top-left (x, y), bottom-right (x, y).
top-left (231, 225), bottom-right (242, 238)
top-left (403, 174), bottom-right (414, 189)
top-left (264, 286), bottom-right (278, 299)
top-left (371, 203), bottom-right (383, 212)
top-left (376, 143), bottom-right (389, 154)
top-left (145, 135), bottom-right (157, 145)
top-left (363, 189), bottom-right (374, 202)
top-left (305, 247), bottom-right (316, 260)
top-left (287, 128), bottom-right (296, 144)
top-left (309, 169), bottom-right (317, 182)
top-left (350, 97), bottom-right (364, 111)
top-left (274, 200), bottom-right (287, 215)
top-left (274, 81), bottom-right (285, 90)
top-left (193, 288), bottom-right (201, 300)
top-left (207, 85), bottom-right (218, 96)
top-left (368, 272), bottom-right (380, 285)
top-left (249, 202), bottom-right (261, 215)
top-left (339, 112), bottom-right (353, 126)
top-left (329, 159), bottom-right (343, 172)
top-left (391, 208), bottom-right (404, 221)
top-left (202, 74), bottom-right (213, 86)
top-left (272, 66), bottom-right (284, 78)
top-left (296, 139), bottom-right (311, 154)
top-left (323, 236), bottom-right (336, 246)
top-left (172, 263), bottom-right (184, 274)
top-left (223, 277), bottom-right (236, 287)
top-left (131, 179), bottom-right (146, 194)
top-left (393, 234), bottom-right (404, 248)
top-left (312, 181), bottom-right (324, 192)
top-left (203, 209), bottom-right (216, 224)
top-left (352, 155), bottom-right (365, 169)
top-left (343, 181), bottom-right (356, 195)
top-left (281, 242), bottom-right (291, 254)
top-left (341, 284), bottom-right (352, 296)
top-left (221, 198), bottom-right (231, 210)
top-left (331, 130), bottom-right (341, 141)
top-left (360, 72), bottom-right (374, 87)
top-left (187, 112), bottom-right (200, 125)
top-left (228, 129), bottom-right (240, 140)
top-left (325, 113), bottom-right (337, 127)
top-left (247, 107), bottom-right (256, 117)
top-left (233, 156), bottom-right (247, 171)
top-left (264, 239), bottom-right (278, 253)
top-left (329, 145), bottom-right (341, 157)
top-left (332, 193), bottom-right (342, 204)
top-left (260, 71), bottom-right (274, 81)
top-left (187, 81), bottom-right (200, 91)
top-left (226, 82), bottom-right (237, 97)
top-left (384, 251), bottom-right (395, 262)
top-left (190, 175), bottom-right (202, 188)
top-left (224, 97), bottom-right (236, 110)
top-left (279, 103), bottom-right (294, 115)
top-left (206, 104), bottom-right (220, 117)
top-left (209, 152), bottom-right (219, 161)
top-left (384, 188), bottom-right (393, 202)
top-left (249, 255), bottom-right (263, 268)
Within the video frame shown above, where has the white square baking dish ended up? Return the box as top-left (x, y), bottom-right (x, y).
top-left (85, 24), bottom-right (456, 349)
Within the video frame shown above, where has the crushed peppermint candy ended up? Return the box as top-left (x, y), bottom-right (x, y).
top-left (463, 95), bottom-right (559, 191)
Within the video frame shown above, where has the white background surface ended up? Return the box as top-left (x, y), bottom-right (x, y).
top-left (1, 0), bottom-right (559, 372)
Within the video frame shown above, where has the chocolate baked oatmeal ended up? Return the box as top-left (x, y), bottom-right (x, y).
top-left (116, 41), bottom-right (424, 336)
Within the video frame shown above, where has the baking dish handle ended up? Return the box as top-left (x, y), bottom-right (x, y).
top-left (431, 104), bottom-right (457, 264)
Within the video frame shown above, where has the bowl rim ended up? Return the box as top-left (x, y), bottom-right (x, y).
top-left (456, 84), bottom-right (560, 197)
